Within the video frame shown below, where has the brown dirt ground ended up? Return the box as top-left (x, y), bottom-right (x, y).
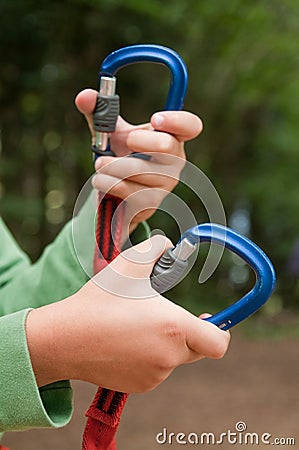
top-left (3, 335), bottom-right (299, 450)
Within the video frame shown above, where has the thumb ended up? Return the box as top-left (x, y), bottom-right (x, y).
top-left (91, 235), bottom-right (173, 299)
top-left (111, 234), bottom-right (173, 278)
top-left (75, 88), bottom-right (98, 115)
top-left (75, 88), bottom-right (98, 142)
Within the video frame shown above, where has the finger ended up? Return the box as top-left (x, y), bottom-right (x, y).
top-left (94, 172), bottom-right (174, 197)
top-left (92, 173), bottom-right (169, 227)
top-left (92, 173), bottom-right (168, 217)
top-left (127, 129), bottom-right (186, 159)
top-left (92, 171), bottom-right (148, 198)
top-left (107, 117), bottom-right (152, 156)
top-left (151, 111), bottom-right (203, 142)
top-left (93, 155), bottom-right (183, 188)
top-left (182, 313), bottom-right (216, 363)
top-left (186, 316), bottom-right (231, 360)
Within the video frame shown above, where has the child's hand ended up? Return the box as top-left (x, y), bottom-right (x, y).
top-left (75, 89), bottom-right (203, 233)
top-left (26, 236), bottom-right (230, 392)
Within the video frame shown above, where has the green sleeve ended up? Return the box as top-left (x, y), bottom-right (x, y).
top-left (0, 193), bottom-right (150, 316)
top-left (0, 217), bottom-right (31, 287)
top-left (0, 309), bottom-right (72, 433)
top-left (0, 193), bottom-right (95, 316)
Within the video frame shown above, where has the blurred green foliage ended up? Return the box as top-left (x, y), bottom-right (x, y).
top-left (1, 0), bottom-right (299, 314)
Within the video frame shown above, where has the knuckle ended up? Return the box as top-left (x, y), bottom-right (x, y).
top-left (156, 320), bottom-right (185, 369)
top-left (164, 320), bottom-right (184, 341)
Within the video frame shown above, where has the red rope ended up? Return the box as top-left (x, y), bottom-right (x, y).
top-left (82, 193), bottom-right (128, 450)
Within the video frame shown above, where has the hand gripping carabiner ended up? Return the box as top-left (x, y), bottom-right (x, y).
top-left (92, 44), bottom-right (188, 155)
top-left (151, 223), bottom-right (276, 330)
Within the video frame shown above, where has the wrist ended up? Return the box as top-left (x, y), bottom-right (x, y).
top-left (25, 301), bottom-right (73, 387)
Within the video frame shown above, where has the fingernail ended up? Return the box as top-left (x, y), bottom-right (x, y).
top-left (152, 113), bottom-right (165, 128)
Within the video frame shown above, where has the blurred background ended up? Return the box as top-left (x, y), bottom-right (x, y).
top-left (1, 0), bottom-right (299, 448)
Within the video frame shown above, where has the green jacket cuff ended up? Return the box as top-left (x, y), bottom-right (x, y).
top-left (0, 309), bottom-right (72, 432)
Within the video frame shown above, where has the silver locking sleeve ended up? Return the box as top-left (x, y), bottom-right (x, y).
top-left (93, 76), bottom-right (119, 151)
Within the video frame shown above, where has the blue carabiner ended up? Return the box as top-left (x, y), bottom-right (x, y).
top-left (182, 223), bottom-right (276, 330)
top-left (99, 44), bottom-right (188, 111)
top-left (151, 223), bottom-right (276, 330)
